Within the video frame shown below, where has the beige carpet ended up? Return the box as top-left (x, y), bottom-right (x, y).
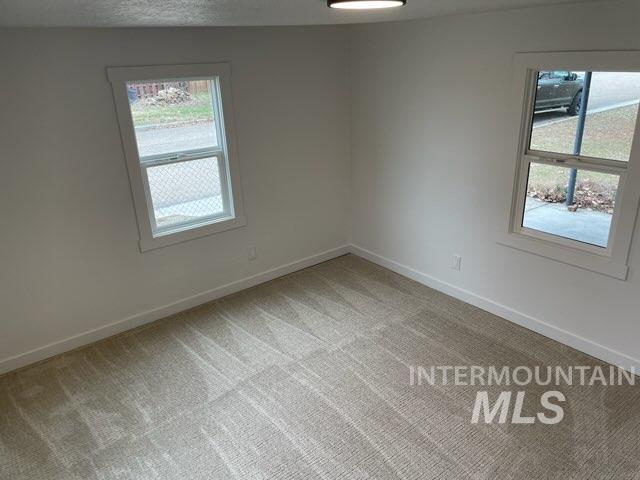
top-left (1, 254), bottom-right (639, 479)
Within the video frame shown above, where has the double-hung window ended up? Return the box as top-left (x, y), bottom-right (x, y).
top-left (505, 52), bottom-right (640, 279)
top-left (107, 63), bottom-right (245, 251)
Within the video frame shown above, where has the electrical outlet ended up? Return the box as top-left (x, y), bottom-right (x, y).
top-left (248, 246), bottom-right (257, 261)
top-left (451, 255), bottom-right (462, 271)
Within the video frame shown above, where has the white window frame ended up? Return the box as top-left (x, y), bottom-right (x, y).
top-left (107, 63), bottom-right (245, 251)
top-left (501, 52), bottom-right (640, 280)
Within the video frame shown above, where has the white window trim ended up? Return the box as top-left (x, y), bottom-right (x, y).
top-left (107, 63), bottom-right (245, 251)
top-left (499, 51), bottom-right (640, 280)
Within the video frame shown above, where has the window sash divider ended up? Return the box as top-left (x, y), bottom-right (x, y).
top-left (140, 148), bottom-right (224, 168)
top-left (523, 152), bottom-right (628, 175)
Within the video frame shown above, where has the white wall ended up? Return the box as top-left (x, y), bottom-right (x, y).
top-left (0, 27), bottom-right (351, 370)
top-left (349, 0), bottom-right (640, 367)
top-left (4, 1), bottom-right (640, 374)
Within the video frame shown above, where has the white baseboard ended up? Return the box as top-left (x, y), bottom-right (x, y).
top-left (5, 243), bottom-right (637, 376)
top-left (0, 245), bottom-right (350, 375)
top-left (349, 244), bottom-right (640, 374)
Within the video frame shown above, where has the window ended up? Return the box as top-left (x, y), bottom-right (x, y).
top-left (107, 64), bottom-right (245, 251)
top-left (504, 52), bottom-right (640, 279)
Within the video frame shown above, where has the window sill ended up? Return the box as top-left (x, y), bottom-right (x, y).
top-left (497, 231), bottom-right (629, 280)
top-left (139, 214), bottom-right (246, 252)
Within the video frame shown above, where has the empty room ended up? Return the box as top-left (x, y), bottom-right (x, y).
top-left (2, 0), bottom-right (640, 478)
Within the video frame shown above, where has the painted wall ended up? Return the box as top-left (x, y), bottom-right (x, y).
top-left (0, 27), bottom-right (350, 368)
top-left (4, 1), bottom-right (640, 373)
top-left (349, 0), bottom-right (640, 367)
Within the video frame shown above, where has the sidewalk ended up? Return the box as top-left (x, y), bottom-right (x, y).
top-left (523, 197), bottom-right (612, 247)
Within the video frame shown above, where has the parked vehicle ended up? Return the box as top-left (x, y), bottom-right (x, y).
top-left (535, 71), bottom-right (584, 116)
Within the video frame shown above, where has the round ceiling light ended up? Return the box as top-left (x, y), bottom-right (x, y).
top-left (328, 0), bottom-right (406, 9)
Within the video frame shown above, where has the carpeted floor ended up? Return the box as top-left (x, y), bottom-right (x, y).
top-left (1, 254), bottom-right (639, 479)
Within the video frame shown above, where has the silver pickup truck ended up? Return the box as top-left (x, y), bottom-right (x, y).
top-left (535, 71), bottom-right (584, 116)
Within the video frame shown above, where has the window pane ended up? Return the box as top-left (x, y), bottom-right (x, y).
top-left (529, 71), bottom-right (640, 161)
top-left (581, 72), bottom-right (640, 161)
top-left (128, 80), bottom-right (218, 158)
top-left (523, 163), bottom-right (619, 248)
top-left (146, 157), bottom-right (225, 233)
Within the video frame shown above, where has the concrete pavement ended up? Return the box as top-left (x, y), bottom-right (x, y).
top-left (523, 197), bottom-right (612, 248)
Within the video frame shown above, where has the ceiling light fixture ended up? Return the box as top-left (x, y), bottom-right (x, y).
top-left (328, 0), bottom-right (406, 10)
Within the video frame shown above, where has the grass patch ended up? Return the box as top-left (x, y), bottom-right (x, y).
top-left (130, 93), bottom-right (214, 127)
top-left (530, 104), bottom-right (638, 162)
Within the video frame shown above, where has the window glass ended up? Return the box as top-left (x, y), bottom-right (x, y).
top-left (529, 70), bottom-right (585, 155)
top-left (147, 157), bottom-right (224, 232)
top-left (523, 163), bottom-right (619, 248)
top-left (124, 77), bottom-right (231, 237)
top-left (128, 80), bottom-right (218, 158)
top-left (580, 72), bottom-right (640, 161)
top-left (529, 71), bottom-right (640, 162)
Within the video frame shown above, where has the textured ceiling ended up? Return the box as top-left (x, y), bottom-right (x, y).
top-left (0, 0), bottom-right (599, 27)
